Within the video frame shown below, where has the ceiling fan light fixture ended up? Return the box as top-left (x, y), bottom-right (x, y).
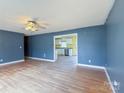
top-left (25, 21), bottom-right (38, 31)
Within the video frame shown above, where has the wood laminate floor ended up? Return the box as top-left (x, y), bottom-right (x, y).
top-left (0, 56), bottom-right (112, 93)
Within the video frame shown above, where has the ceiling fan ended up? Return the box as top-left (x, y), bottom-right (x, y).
top-left (18, 16), bottom-right (49, 32)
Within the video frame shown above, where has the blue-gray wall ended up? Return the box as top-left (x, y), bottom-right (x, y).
top-left (28, 26), bottom-right (107, 66)
top-left (0, 30), bottom-right (24, 63)
top-left (106, 0), bottom-right (124, 93)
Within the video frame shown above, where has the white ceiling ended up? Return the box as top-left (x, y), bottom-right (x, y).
top-left (0, 0), bottom-right (115, 36)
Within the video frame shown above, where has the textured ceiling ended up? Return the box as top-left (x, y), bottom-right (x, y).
top-left (0, 0), bottom-right (115, 35)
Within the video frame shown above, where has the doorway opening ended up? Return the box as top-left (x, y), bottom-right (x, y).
top-left (54, 33), bottom-right (78, 64)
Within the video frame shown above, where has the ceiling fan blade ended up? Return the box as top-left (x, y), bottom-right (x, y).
top-left (39, 25), bottom-right (47, 29)
top-left (18, 16), bottom-right (32, 24)
top-left (32, 17), bottom-right (40, 21)
top-left (17, 16), bottom-right (49, 31)
top-left (38, 21), bottom-right (49, 25)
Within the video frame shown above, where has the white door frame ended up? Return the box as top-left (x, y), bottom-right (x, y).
top-left (53, 33), bottom-right (78, 64)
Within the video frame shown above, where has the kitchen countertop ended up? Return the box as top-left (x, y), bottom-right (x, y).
top-left (56, 48), bottom-right (72, 49)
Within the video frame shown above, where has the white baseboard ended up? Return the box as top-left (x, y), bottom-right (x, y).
top-left (77, 64), bottom-right (105, 70)
top-left (77, 63), bottom-right (116, 93)
top-left (27, 57), bottom-right (55, 62)
top-left (0, 59), bottom-right (24, 66)
top-left (104, 69), bottom-right (116, 93)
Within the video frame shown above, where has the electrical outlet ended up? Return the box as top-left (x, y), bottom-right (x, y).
top-left (113, 80), bottom-right (119, 86)
top-left (0, 59), bottom-right (3, 62)
top-left (19, 46), bottom-right (22, 49)
top-left (88, 59), bottom-right (92, 63)
top-left (113, 80), bottom-right (120, 91)
top-left (43, 53), bottom-right (46, 57)
top-left (105, 64), bottom-right (107, 66)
